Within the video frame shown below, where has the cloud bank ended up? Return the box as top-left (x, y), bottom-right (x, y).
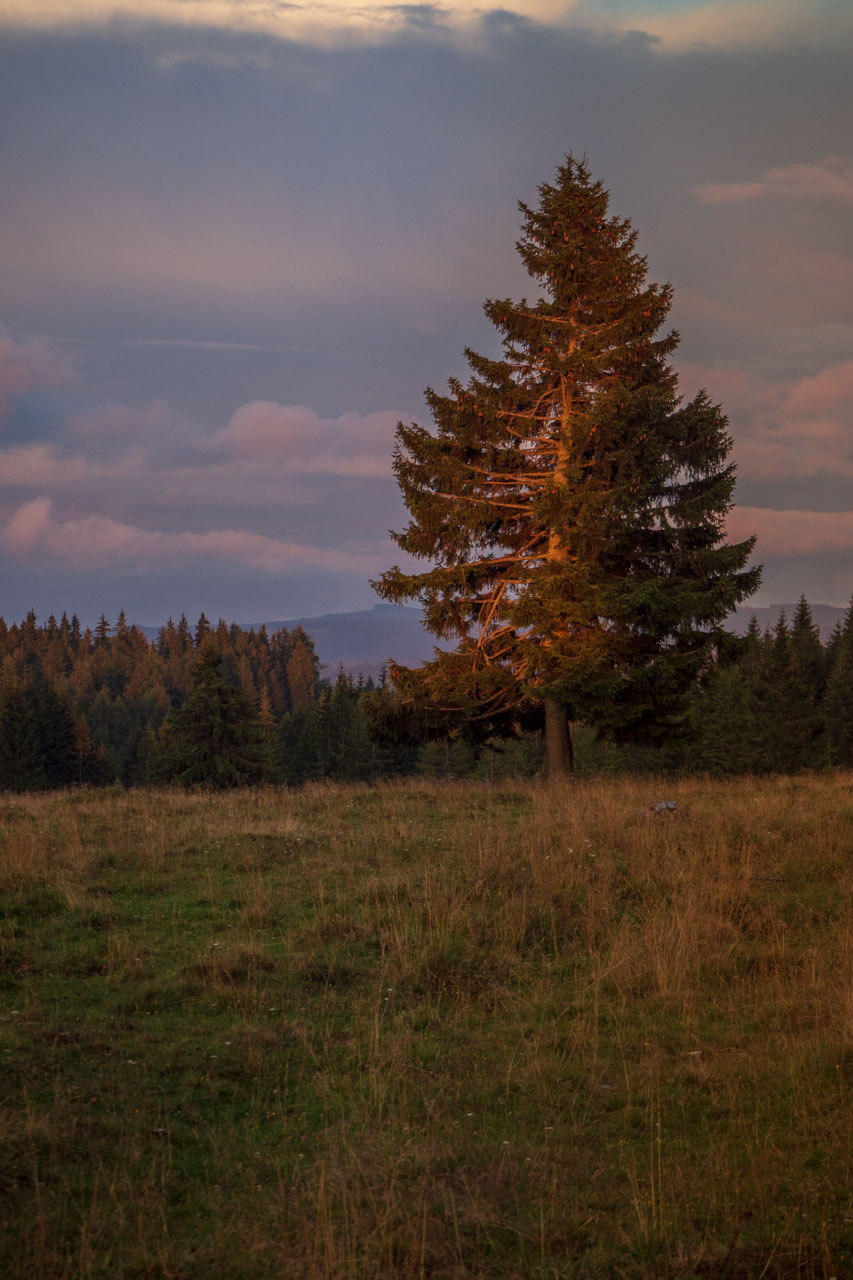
top-left (0, 400), bottom-right (400, 493)
top-left (1, 0), bottom-right (848, 51)
top-left (1, 0), bottom-right (850, 618)
top-left (2, 320), bottom-right (851, 602)
top-left (696, 157), bottom-right (853, 206)
top-left (0, 0), bottom-right (566, 45)
top-left (1, 496), bottom-right (385, 574)
top-left (0, 362), bottom-right (406, 594)
top-left (677, 358), bottom-right (853, 484)
top-left (728, 507), bottom-right (853, 559)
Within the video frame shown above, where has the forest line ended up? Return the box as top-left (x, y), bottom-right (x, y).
top-left (0, 594), bottom-right (851, 791)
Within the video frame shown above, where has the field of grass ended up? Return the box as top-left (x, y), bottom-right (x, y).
top-left (1, 773), bottom-right (853, 1278)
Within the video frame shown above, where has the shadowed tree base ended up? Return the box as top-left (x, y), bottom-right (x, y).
top-left (545, 698), bottom-right (574, 778)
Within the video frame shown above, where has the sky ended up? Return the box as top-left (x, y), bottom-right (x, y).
top-left (1, 0), bottom-right (851, 628)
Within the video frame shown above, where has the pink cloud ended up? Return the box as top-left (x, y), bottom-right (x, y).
top-left (784, 360), bottom-right (853, 417)
top-left (696, 156), bottom-right (853, 205)
top-left (207, 401), bottom-right (399, 477)
top-left (0, 397), bottom-right (403, 502)
top-left (729, 506), bottom-right (853, 557)
top-left (0, 325), bottom-right (76, 422)
top-left (676, 360), bottom-right (760, 413)
top-left (1, 497), bottom-right (385, 574)
top-left (0, 442), bottom-right (161, 492)
top-left (676, 358), bottom-right (853, 483)
top-left (66, 399), bottom-right (187, 443)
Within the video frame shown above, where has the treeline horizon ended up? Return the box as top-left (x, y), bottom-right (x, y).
top-left (0, 595), bottom-right (851, 792)
top-left (0, 610), bottom-right (322, 790)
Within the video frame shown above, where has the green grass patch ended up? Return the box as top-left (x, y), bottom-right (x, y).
top-left (0, 775), bottom-right (852, 1276)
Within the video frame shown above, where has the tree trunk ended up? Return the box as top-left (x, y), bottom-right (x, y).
top-left (545, 698), bottom-right (574, 778)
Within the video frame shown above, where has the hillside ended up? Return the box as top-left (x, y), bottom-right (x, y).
top-left (261, 604), bottom-right (446, 680)
top-left (134, 604), bottom-right (443, 681)
top-left (135, 602), bottom-right (848, 682)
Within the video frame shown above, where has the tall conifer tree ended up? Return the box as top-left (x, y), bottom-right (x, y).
top-left (159, 640), bottom-right (267, 788)
top-left (374, 157), bottom-right (759, 773)
top-left (753, 615), bottom-right (822, 772)
top-left (0, 687), bottom-right (46, 792)
top-left (824, 596), bottom-right (853, 766)
top-left (194, 612), bottom-right (212, 648)
top-left (35, 681), bottom-right (77, 787)
top-left (789, 596), bottom-right (825, 703)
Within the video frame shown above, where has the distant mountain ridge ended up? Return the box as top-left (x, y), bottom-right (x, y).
top-left (261, 605), bottom-right (443, 681)
top-left (134, 605), bottom-right (441, 682)
top-left (136, 602), bottom-right (848, 684)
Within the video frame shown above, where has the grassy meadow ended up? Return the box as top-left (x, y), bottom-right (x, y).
top-left (1, 773), bottom-right (853, 1278)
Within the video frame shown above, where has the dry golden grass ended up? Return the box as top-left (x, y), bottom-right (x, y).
top-left (1, 772), bottom-right (852, 1277)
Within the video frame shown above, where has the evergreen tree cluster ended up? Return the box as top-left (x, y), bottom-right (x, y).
top-left (0, 609), bottom-right (322, 789)
top-left (0, 679), bottom-right (111, 793)
top-left (277, 667), bottom-right (418, 786)
top-left (689, 597), bottom-right (853, 776)
top-left (0, 596), bottom-right (851, 792)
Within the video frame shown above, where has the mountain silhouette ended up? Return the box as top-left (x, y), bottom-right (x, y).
top-left (136, 602), bottom-right (848, 683)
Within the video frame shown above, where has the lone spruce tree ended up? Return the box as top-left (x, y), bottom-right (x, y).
top-left (373, 157), bottom-right (760, 775)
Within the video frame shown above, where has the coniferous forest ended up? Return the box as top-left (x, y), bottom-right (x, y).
top-left (0, 595), bottom-right (851, 791)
